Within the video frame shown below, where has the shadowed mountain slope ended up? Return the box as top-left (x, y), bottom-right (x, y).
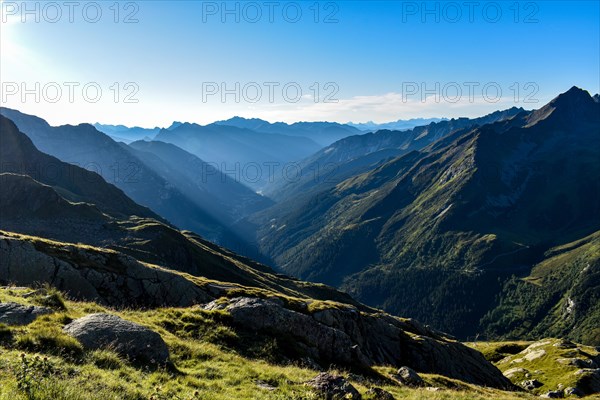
top-left (0, 108), bottom-right (251, 248)
top-left (249, 87), bottom-right (600, 339)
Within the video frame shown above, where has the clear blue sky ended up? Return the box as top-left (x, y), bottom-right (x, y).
top-left (1, 0), bottom-right (599, 126)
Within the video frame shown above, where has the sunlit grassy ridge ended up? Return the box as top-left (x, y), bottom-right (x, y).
top-left (0, 286), bottom-right (538, 400)
top-left (482, 230), bottom-right (600, 345)
top-left (467, 340), bottom-right (600, 397)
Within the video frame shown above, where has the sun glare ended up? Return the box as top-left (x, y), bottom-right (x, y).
top-left (0, 17), bottom-right (29, 71)
top-left (1, 20), bottom-right (16, 60)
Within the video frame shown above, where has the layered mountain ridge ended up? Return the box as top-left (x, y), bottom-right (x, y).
top-left (246, 87), bottom-right (600, 340)
top-left (0, 113), bottom-right (516, 388)
top-left (0, 108), bottom-right (266, 250)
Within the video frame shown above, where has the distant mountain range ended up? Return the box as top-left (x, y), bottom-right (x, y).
top-left (261, 107), bottom-right (525, 202)
top-left (215, 117), bottom-right (363, 146)
top-left (2, 87), bottom-right (598, 347)
top-left (93, 118), bottom-right (429, 193)
top-left (93, 123), bottom-right (162, 143)
top-left (95, 118), bottom-right (363, 147)
top-left (93, 121), bottom-right (185, 143)
top-left (154, 122), bottom-right (323, 191)
top-left (0, 108), bottom-right (269, 251)
top-left (242, 87), bottom-right (600, 340)
top-left (347, 117), bottom-right (447, 132)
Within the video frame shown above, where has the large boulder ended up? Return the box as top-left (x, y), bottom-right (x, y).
top-left (574, 368), bottom-right (600, 393)
top-left (310, 305), bottom-right (512, 388)
top-left (205, 297), bottom-right (370, 368)
top-left (520, 379), bottom-right (543, 391)
top-left (365, 387), bottom-right (395, 399)
top-left (206, 297), bottom-right (513, 389)
top-left (63, 313), bottom-right (169, 364)
top-left (306, 372), bottom-right (361, 400)
top-left (0, 302), bottom-right (52, 325)
top-left (540, 390), bottom-right (564, 398)
top-left (392, 366), bottom-right (425, 387)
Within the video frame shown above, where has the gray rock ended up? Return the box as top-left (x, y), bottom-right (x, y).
top-left (557, 358), bottom-right (598, 369)
top-left (347, 373), bottom-right (368, 385)
top-left (204, 297), bottom-right (370, 368)
top-left (206, 296), bottom-right (513, 390)
top-left (365, 387), bottom-right (395, 399)
top-left (0, 302), bottom-right (52, 325)
top-left (540, 390), bottom-right (564, 398)
top-left (554, 340), bottom-right (577, 349)
top-left (255, 380), bottom-right (276, 391)
top-left (504, 367), bottom-right (529, 379)
top-left (392, 366), bottom-right (425, 387)
top-left (521, 379), bottom-right (544, 391)
top-left (573, 368), bottom-right (600, 394)
top-left (63, 313), bottom-right (169, 364)
top-left (525, 349), bottom-right (547, 361)
top-left (306, 373), bottom-right (361, 400)
top-left (564, 387), bottom-right (583, 397)
top-left (0, 236), bottom-right (213, 307)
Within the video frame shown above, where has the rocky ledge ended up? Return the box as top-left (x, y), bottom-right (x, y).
top-left (205, 297), bottom-right (513, 389)
top-left (0, 234), bottom-right (213, 307)
top-left (0, 233), bottom-right (512, 389)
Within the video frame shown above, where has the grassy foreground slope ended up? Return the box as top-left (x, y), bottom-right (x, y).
top-left (0, 287), bottom-right (532, 400)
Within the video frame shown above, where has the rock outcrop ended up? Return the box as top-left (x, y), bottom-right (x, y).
top-left (205, 297), bottom-right (513, 389)
top-left (365, 387), bottom-right (395, 399)
top-left (391, 366), bottom-right (425, 387)
top-left (520, 379), bottom-right (543, 390)
top-left (0, 302), bottom-right (52, 325)
top-left (0, 234), bottom-right (214, 307)
top-left (205, 297), bottom-right (370, 368)
top-left (575, 368), bottom-right (600, 393)
top-left (64, 313), bottom-right (169, 364)
top-left (306, 372), bottom-right (361, 400)
top-left (0, 233), bottom-right (516, 389)
top-left (497, 339), bottom-right (600, 396)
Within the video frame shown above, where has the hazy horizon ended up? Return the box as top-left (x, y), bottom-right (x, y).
top-left (2, 1), bottom-right (598, 127)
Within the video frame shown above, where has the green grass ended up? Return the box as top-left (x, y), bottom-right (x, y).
top-left (29, 285), bottom-right (67, 311)
top-left (14, 317), bottom-right (83, 358)
top-left (493, 339), bottom-right (600, 395)
top-left (306, 299), bottom-right (356, 314)
top-left (0, 286), bottom-right (543, 400)
top-left (465, 341), bottom-right (532, 363)
top-left (482, 230), bottom-right (600, 345)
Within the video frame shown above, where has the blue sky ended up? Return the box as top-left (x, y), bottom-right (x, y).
top-left (1, 0), bottom-right (599, 126)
